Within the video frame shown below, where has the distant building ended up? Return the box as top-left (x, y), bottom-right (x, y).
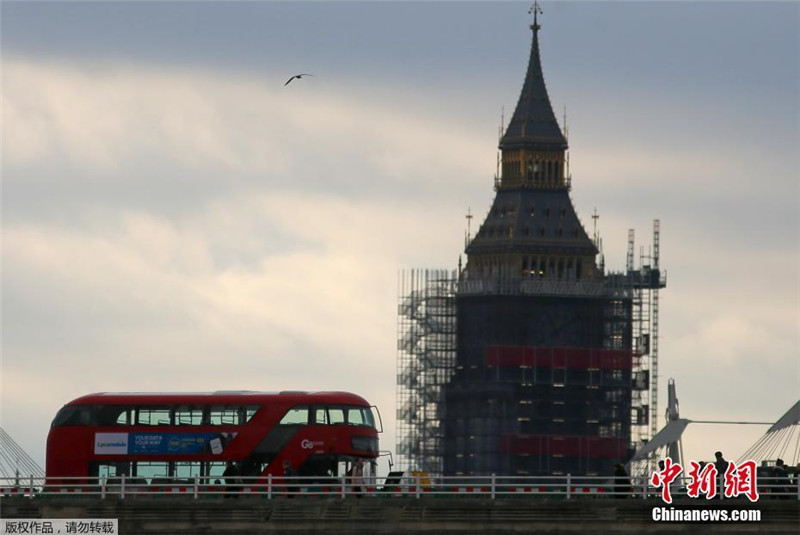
top-left (397, 11), bottom-right (665, 477)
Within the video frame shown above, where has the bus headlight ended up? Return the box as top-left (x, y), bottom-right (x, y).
top-left (351, 436), bottom-right (378, 452)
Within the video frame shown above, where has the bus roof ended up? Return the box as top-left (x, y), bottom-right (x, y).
top-left (66, 391), bottom-right (371, 406)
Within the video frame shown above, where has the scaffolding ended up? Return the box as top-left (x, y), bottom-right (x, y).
top-left (396, 269), bottom-right (457, 473)
top-left (611, 220), bottom-right (666, 449)
top-left (396, 224), bottom-right (665, 474)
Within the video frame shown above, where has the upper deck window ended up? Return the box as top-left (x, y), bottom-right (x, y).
top-left (51, 403), bottom-right (260, 427)
top-left (51, 406), bottom-right (94, 427)
top-left (175, 407), bottom-right (203, 425)
top-left (328, 407), bottom-right (345, 425)
top-left (279, 406), bottom-right (309, 425)
top-left (313, 407), bottom-right (329, 425)
top-left (277, 405), bottom-right (376, 428)
top-left (137, 407), bottom-right (172, 426)
top-left (346, 407), bottom-right (375, 427)
top-left (208, 406), bottom-right (240, 425)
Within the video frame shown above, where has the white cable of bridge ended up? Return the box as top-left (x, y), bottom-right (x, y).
top-left (0, 427), bottom-right (45, 479)
top-left (688, 420), bottom-right (774, 425)
top-left (736, 401), bottom-right (800, 466)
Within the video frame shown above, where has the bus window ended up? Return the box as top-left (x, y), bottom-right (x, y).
top-left (137, 407), bottom-right (172, 426)
top-left (97, 462), bottom-right (129, 478)
top-left (174, 406), bottom-right (203, 426)
top-left (346, 408), bottom-right (365, 426)
top-left (174, 462), bottom-right (202, 480)
top-left (363, 407), bottom-right (376, 428)
top-left (206, 462), bottom-right (227, 480)
top-left (96, 406), bottom-right (127, 426)
top-left (51, 405), bottom-right (95, 427)
top-left (115, 408), bottom-right (133, 426)
top-left (209, 406), bottom-right (240, 426)
top-left (328, 407), bottom-right (345, 425)
top-left (279, 406), bottom-right (309, 425)
top-left (245, 406), bottom-right (259, 422)
top-left (346, 407), bottom-right (375, 427)
top-left (135, 462), bottom-right (169, 481)
top-left (312, 407), bottom-right (329, 425)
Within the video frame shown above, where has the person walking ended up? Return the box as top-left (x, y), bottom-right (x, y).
top-left (282, 460), bottom-right (298, 497)
top-left (613, 463), bottom-right (632, 499)
top-left (713, 451), bottom-right (729, 498)
top-left (348, 458), bottom-right (365, 497)
top-left (775, 459), bottom-right (792, 499)
top-left (222, 461), bottom-right (240, 498)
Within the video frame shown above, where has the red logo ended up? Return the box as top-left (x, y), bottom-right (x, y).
top-left (650, 458), bottom-right (683, 504)
top-left (724, 460), bottom-right (759, 502)
top-left (651, 459), bottom-right (759, 503)
top-left (686, 461), bottom-right (718, 499)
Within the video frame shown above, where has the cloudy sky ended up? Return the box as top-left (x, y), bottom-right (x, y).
top-left (2, 1), bottom-right (798, 474)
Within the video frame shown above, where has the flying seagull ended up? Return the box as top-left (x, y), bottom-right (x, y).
top-left (284, 73), bottom-right (313, 86)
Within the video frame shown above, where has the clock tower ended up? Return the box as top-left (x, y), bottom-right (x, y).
top-left (443, 8), bottom-right (634, 477)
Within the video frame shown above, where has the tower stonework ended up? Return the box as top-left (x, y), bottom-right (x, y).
top-left (397, 12), bottom-right (665, 476)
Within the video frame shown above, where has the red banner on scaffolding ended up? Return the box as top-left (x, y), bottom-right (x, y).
top-left (486, 346), bottom-right (632, 370)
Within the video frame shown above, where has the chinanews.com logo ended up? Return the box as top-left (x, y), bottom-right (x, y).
top-left (649, 458), bottom-right (762, 523)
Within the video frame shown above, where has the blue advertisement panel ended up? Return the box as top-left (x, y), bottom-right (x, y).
top-left (129, 432), bottom-right (236, 455)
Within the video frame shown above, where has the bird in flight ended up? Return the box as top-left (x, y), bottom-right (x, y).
top-left (284, 73), bottom-right (313, 86)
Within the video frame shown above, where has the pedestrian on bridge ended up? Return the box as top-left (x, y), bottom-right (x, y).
top-left (613, 463), bottom-right (631, 499)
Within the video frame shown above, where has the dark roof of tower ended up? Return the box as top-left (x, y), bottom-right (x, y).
top-left (466, 189), bottom-right (597, 257)
top-left (500, 21), bottom-right (567, 151)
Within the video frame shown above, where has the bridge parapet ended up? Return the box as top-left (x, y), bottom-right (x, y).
top-left (2, 496), bottom-right (798, 534)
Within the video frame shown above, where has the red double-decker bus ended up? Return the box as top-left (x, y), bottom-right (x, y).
top-left (46, 391), bottom-right (380, 485)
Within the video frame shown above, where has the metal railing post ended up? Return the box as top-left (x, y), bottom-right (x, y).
top-left (120, 473), bottom-right (126, 500)
top-left (566, 474), bottom-right (571, 499)
top-left (29, 475), bottom-right (34, 499)
top-left (491, 474), bottom-right (496, 500)
top-left (194, 475), bottom-right (199, 499)
top-left (642, 477), bottom-right (648, 499)
top-left (340, 474), bottom-right (346, 499)
top-left (268, 474), bottom-right (272, 500)
top-left (416, 475), bottom-right (421, 499)
top-left (101, 476), bottom-right (106, 500)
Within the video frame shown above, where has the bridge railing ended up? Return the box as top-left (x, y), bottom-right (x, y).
top-left (2, 475), bottom-right (798, 500)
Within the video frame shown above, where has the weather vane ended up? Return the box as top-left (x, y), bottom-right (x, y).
top-left (529, 1), bottom-right (543, 30)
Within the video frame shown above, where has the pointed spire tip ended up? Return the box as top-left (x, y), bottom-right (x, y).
top-left (529, 1), bottom-right (543, 32)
